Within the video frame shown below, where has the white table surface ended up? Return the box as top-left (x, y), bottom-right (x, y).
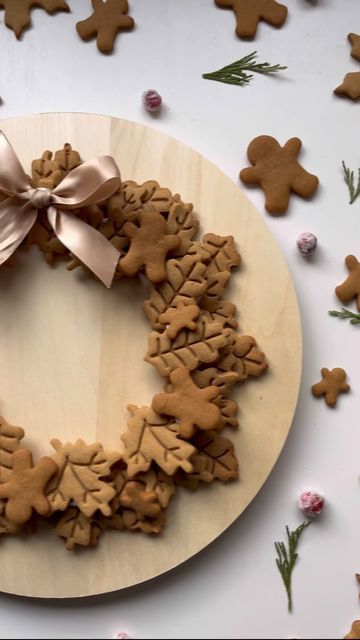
top-left (0, 1), bottom-right (359, 638)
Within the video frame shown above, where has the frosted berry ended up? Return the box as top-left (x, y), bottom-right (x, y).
top-left (143, 90), bottom-right (162, 113)
top-left (297, 232), bottom-right (318, 256)
top-left (298, 491), bottom-right (324, 518)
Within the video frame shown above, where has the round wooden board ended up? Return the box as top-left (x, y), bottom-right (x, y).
top-left (0, 113), bottom-right (302, 599)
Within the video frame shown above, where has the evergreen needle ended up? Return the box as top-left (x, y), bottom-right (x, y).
top-left (275, 522), bottom-right (311, 613)
top-left (342, 161), bottom-right (360, 204)
top-left (329, 307), bottom-right (360, 325)
top-left (202, 51), bottom-right (287, 87)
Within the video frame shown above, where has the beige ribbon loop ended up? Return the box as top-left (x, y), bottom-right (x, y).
top-left (0, 131), bottom-right (122, 288)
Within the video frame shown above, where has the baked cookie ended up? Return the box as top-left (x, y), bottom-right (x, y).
top-left (336, 255), bottom-right (360, 311)
top-left (76, 0), bottom-right (135, 54)
top-left (214, 0), bottom-right (288, 39)
top-left (311, 368), bottom-right (350, 408)
top-left (240, 135), bottom-right (319, 215)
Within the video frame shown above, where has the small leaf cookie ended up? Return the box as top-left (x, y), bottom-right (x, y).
top-left (0, 448), bottom-right (58, 525)
top-left (76, 0), bottom-right (135, 54)
top-left (145, 317), bottom-right (231, 377)
top-left (312, 367), bottom-right (350, 408)
top-left (214, 0), bottom-right (288, 39)
top-left (152, 367), bottom-right (221, 439)
top-left (336, 255), bottom-right (360, 311)
top-left (175, 430), bottom-right (239, 491)
top-left (240, 135), bottom-right (319, 215)
top-left (0, 0), bottom-right (70, 39)
top-left (0, 417), bottom-right (25, 483)
top-left (55, 507), bottom-right (102, 551)
top-left (47, 439), bottom-right (121, 517)
top-left (143, 254), bottom-right (208, 329)
top-left (217, 332), bottom-right (268, 381)
top-left (334, 72), bottom-right (360, 101)
top-left (121, 405), bottom-right (195, 477)
top-left (120, 211), bottom-right (181, 283)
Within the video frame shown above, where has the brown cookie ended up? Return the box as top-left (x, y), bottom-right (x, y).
top-left (240, 135), bottom-right (319, 215)
top-left (175, 430), bottom-right (239, 491)
top-left (31, 150), bottom-right (63, 189)
top-left (121, 405), bottom-right (195, 478)
top-left (0, 0), bottom-right (70, 39)
top-left (145, 316), bottom-right (231, 377)
top-left (334, 72), bottom-right (360, 101)
top-left (118, 481), bottom-right (162, 520)
top-left (119, 211), bottom-right (181, 283)
top-left (76, 0), bottom-right (135, 54)
top-left (348, 33), bottom-right (360, 62)
top-left (214, 0), bottom-right (288, 39)
top-left (55, 507), bottom-right (102, 550)
top-left (0, 448), bottom-right (58, 525)
top-left (152, 367), bottom-right (221, 439)
top-left (311, 368), bottom-right (350, 407)
top-left (47, 439), bottom-right (121, 517)
top-left (344, 621), bottom-right (360, 640)
top-left (159, 299), bottom-right (201, 339)
top-left (336, 255), bottom-right (360, 311)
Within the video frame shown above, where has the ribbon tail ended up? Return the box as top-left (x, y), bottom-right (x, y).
top-left (47, 207), bottom-right (120, 288)
top-left (0, 198), bottom-right (37, 265)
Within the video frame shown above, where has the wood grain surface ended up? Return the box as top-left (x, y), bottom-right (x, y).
top-left (0, 113), bottom-right (302, 598)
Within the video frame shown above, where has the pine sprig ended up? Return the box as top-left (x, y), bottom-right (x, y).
top-left (202, 51), bottom-right (287, 87)
top-left (342, 161), bottom-right (360, 204)
top-left (275, 522), bottom-right (311, 613)
top-left (329, 307), bottom-right (360, 325)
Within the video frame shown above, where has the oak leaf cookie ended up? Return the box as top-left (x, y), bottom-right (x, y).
top-left (152, 367), bottom-right (221, 439)
top-left (0, 0), bottom-right (69, 39)
top-left (214, 0), bottom-right (288, 39)
top-left (119, 211), bottom-right (181, 283)
top-left (0, 448), bottom-right (58, 525)
top-left (336, 255), bottom-right (360, 311)
top-left (334, 72), bottom-right (360, 101)
top-left (311, 367), bottom-right (350, 408)
top-left (76, 0), bottom-right (135, 54)
top-left (240, 135), bottom-right (319, 215)
top-left (348, 33), bottom-right (360, 62)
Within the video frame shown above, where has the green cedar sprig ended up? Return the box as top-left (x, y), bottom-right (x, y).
top-left (329, 307), bottom-right (360, 325)
top-left (342, 161), bottom-right (360, 204)
top-left (275, 522), bottom-right (311, 613)
top-left (202, 51), bottom-right (287, 87)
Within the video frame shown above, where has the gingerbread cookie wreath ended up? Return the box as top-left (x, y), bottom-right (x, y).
top-left (0, 132), bottom-right (268, 551)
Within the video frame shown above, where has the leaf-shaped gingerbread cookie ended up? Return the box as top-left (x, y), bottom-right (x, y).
top-left (55, 507), bottom-right (102, 551)
top-left (121, 406), bottom-right (195, 478)
top-left (143, 254), bottom-right (208, 329)
top-left (0, 417), bottom-right (25, 483)
top-left (145, 316), bottom-right (232, 377)
top-left (47, 439), bottom-right (121, 517)
top-left (175, 430), bottom-right (239, 491)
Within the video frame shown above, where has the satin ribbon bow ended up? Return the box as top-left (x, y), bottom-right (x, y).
top-left (0, 131), bottom-right (122, 288)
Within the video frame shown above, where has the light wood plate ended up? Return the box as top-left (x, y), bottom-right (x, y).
top-left (0, 113), bottom-right (301, 599)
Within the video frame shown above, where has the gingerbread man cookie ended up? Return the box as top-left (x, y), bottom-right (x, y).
top-left (76, 0), bottom-right (135, 54)
top-left (239, 135), bottom-right (319, 215)
top-left (336, 255), bottom-right (360, 311)
top-left (334, 72), bottom-right (360, 101)
top-left (152, 367), bottom-right (221, 439)
top-left (0, 0), bottom-right (69, 39)
top-left (312, 368), bottom-right (350, 408)
top-left (120, 211), bottom-right (181, 283)
top-left (348, 33), bottom-right (360, 62)
top-left (344, 621), bottom-right (360, 640)
top-left (159, 299), bottom-right (201, 339)
top-left (0, 448), bottom-right (58, 524)
top-left (214, 0), bottom-right (287, 38)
